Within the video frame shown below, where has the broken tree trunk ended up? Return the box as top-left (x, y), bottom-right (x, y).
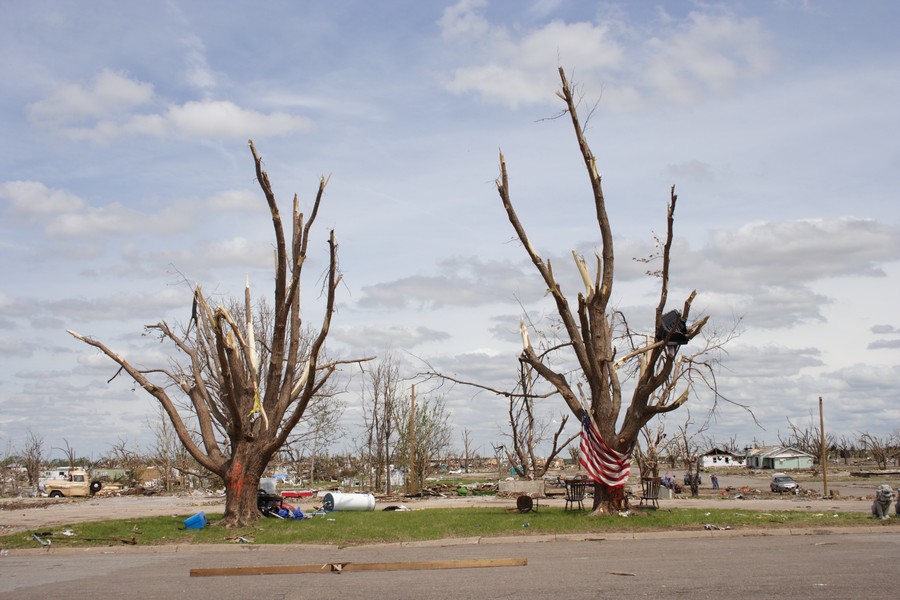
top-left (221, 444), bottom-right (269, 527)
top-left (589, 482), bottom-right (628, 515)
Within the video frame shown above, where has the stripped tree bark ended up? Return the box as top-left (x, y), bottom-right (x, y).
top-left (497, 69), bottom-right (716, 514)
top-left (68, 141), bottom-right (371, 527)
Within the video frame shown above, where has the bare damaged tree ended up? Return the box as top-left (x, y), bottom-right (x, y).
top-left (778, 414), bottom-right (834, 466)
top-left (283, 391), bottom-right (345, 485)
top-left (108, 438), bottom-right (146, 486)
top-left (497, 69), bottom-right (721, 513)
top-left (68, 141), bottom-right (371, 527)
top-left (361, 354), bottom-right (403, 494)
top-left (147, 405), bottom-right (178, 491)
top-left (703, 433), bottom-right (740, 454)
top-left (0, 441), bottom-right (16, 495)
top-left (567, 443), bottom-right (581, 467)
top-left (21, 429), bottom-right (44, 494)
top-left (502, 363), bottom-right (578, 480)
top-left (492, 442), bottom-right (506, 481)
top-left (671, 414), bottom-right (708, 497)
top-left (394, 392), bottom-right (453, 489)
top-left (859, 432), bottom-right (892, 470)
top-left (835, 434), bottom-right (857, 466)
top-left (634, 420), bottom-right (673, 480)
top-left (428, 361), bottom-right (577, 481)
top-left (146, 404), bottom-right (202, 491)
top-left (461, 428), bottom-right (474, 473)
top-left (54, 438), bottom-right (79, 475)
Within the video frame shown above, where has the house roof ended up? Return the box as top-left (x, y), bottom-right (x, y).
top-left (746, 445), bottom-right (813, 459)
top-left (745, 445), bottom-right (779, 457)
top-left (761, 446), bottom-right (813, 459)
top-left (702, 448), bottom-right (741, 457)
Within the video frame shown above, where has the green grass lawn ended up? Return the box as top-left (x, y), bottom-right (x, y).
top-left (3, 506), bottom-right (893, 550)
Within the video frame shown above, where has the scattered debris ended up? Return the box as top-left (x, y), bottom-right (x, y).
top-left (183, 512), bottom-right (207, 529)
top-left (83, 536), bottom-right (137, 545)
top-left (703, 524), bottom-right (732, 531)
top-left (33, 533), bottom-right (50, 547)
top-left (515, 494), bottom-right (538, 513)
top-left (608, 571), bottom-right (636, 577)
top-left (851, 469), bottom-right (900, 478)
top-left (280, 490), bottom-right (314, 499)
top-left (323, 492), bottom-right (375, 512)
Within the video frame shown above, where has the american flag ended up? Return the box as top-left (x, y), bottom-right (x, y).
top-left (579, 410), bottom-right (631, 487)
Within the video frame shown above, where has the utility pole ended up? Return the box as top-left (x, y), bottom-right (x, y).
top-left (408, 384), bottom-right (416, 495)
top-left (819, 396), bottom-right (828, 497)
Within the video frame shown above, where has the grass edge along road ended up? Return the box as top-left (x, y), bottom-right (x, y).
top-left (3, 506), bottom-right (896, 550)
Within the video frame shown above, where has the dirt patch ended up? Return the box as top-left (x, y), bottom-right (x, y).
top-left (0, 498), bottom-right (68, 512)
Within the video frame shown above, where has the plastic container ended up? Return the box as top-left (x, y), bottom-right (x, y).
top-left (259, 477), bottom-right (277, 495)
top-left (322, 492), bottom-right (376, 512)
top-left (184, 512), bottom-right (207, 529)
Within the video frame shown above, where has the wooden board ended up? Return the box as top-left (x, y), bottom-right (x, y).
top-left (190, 557), bottom-right (527, 577)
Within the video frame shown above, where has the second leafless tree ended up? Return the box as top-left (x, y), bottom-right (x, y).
top-left (497, 69), bottom-right (728, 513)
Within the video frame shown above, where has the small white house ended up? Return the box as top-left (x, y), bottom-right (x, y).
top-left (745, 445), bottom-right (814, 470)
top-left (700, 448), bottom-right (745, 469)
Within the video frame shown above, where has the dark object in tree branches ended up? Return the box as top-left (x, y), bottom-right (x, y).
top-left (656, 310), bottom-right (689, 346)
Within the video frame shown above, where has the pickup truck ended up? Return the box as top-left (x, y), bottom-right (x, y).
top-left (44, 471), bottom-right (102, 497)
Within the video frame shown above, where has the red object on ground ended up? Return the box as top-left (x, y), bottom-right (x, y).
top-left (281, 490), bottom-right (313, 499)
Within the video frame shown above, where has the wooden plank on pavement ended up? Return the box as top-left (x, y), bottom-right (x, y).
top-left (190, 557), bottom-right (527, 577)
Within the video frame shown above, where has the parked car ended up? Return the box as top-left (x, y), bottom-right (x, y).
top-left (770, 473), bottom-right (800, 494)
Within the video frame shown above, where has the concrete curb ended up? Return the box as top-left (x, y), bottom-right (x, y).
top-left (5, 524), bottom-right (897, 557)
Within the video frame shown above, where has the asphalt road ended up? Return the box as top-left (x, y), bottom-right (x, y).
top-left (2, 529), bottom-right (898, 599)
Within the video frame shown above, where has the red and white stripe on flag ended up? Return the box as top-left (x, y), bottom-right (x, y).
top-left (579, 416), bottom-right (631, 487)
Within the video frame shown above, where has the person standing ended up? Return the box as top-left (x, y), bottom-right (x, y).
top-left (711, 474), bottom-right (719, 489)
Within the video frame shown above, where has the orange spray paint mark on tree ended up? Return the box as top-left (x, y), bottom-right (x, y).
top-left (231, 461), bottom-right (245, 497)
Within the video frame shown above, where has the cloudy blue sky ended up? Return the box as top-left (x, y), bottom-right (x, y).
top-left (1, 1), bottom-right (898, 461)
